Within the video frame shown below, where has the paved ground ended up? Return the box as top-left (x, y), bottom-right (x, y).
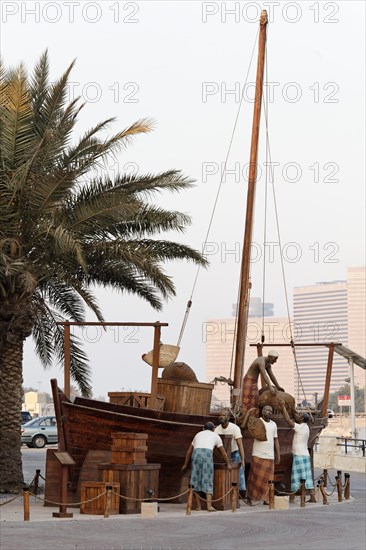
top-left (1, 469), bottom-right (365, 550)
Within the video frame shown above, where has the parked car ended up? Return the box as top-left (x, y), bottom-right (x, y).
top-left (21, 411), bottom-right (32, 424)
top-left (21, 416), bottom-right (58, 448)
top-left (327, 409), bottom-right (335, 418)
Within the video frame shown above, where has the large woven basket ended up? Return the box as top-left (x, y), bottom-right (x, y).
top-left (142, 344), bottom-right (180, 368)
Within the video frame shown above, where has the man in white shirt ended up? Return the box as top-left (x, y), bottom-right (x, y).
top-left (215, 410), bottom-right (246, 497)
top-left (182, 422), bottom-right (231, 511)
top-left (246, 405), bottom-right (280, 505)
top-left (281, 404), bottom-right (316, 502)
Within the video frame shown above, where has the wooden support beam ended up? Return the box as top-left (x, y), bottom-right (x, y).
top-left (64, 322), bottom-right (71, 399)
top-left (150, 323), bottom-right (161, 410)
top-left (321, 343), bottom-right (334, 417)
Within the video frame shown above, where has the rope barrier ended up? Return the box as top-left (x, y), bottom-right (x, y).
top-left (29, 490), bottom-right (108, 507)
top-left (193, 487), bottom-right (233, 504)
top-left (0, 493), bottom-right (22, 507)
top-left (27, 487), bottom-right (191, 508)
top-left (327, 477), bottom-right (336, 488)
top-left (26, 486), bottom-right (232, 509)
top-left (3, 469), bottom-right (351, 515)
top-left (110, 488), bottom-right (190, 503)
top-left (322, 487), bottom-right (337, 497)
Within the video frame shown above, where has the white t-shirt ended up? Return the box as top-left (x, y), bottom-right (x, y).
top-left (215, 422), bottom-right (242, 453)
top-left (292, 422), bottom-right (310, 456)
top-left (191, 430), bottom-right (223, 451)
top-left (252, 419), bottom-right (278, 459)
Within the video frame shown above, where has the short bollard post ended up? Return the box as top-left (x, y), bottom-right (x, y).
top-left (323, 468), bottom-right (328, 488)
top-left (186, 485), bottom-right (193, 516)
top-left (319, 478), bottom-right (328, 505)
top-left (335, 475), bottom-right (343, 502)
top-left (300, 479), bottom-right (306, 508)
top-left (104, 485), bottom-right (112, 518)
top-left (344, 473), bottom-right (351, 500)
top-left (23, 487), bottom-right (30, 521)
top-left (231, 482), bottom-right (237, 512)
top-left (268, 480), bottom-right (275, 510)
top-left (34, 469), bottom-right (41, 496)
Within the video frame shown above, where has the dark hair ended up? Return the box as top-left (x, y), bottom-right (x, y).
top-left (204, 422), bottom-right (215, 431)
top-left (302, 413), bottom-right (310, 423)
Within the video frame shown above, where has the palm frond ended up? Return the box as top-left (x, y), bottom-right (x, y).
top-left (35, 59), bottom-right (76, 136)
top-left (31, 294), bottom-right (91, 395)
top-left (113, 170), bottom-right (195, 195)
top-left (0, 64), bottom-right (34, 170)
top-left (30, 50), bottom-right (50, 125)
top-left (40, 283), bottom-right (86, 322)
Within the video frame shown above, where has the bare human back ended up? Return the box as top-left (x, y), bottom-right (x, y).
top-left (246, 352), bottom-right (284, 395)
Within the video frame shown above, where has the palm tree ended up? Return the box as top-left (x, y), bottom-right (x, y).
top-left (0, 53), bottom-right (206, 492)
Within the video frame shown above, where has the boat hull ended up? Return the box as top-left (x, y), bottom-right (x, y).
top-left (50, 382), bottom-right (326, 502)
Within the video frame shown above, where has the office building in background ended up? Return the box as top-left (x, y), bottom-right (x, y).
top-left (206, 269), bottom-right (365, 406)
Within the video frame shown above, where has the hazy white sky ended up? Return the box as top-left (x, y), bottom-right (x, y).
top-left (1, 1), bottom-right (365, 396)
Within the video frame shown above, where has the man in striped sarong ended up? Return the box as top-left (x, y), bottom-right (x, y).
top-left (281, 404), bottom-right (316, 502)
top-left (182, 422), bottom-right (231, 511)
top-left (246, 405), bottom-right (280, 505)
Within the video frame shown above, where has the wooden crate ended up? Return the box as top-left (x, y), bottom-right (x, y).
top-left (80, 481), bottom-right (120, 515)
top-left (112, 440), bottom-right (148, 451)
top-left (111, 433), bottom-right (148, 464)
top-left (111, 451), bottom-right (147, 465)
top-left (99, 463), bottom-right (160, 514)
top-left (108, 392), bottom-right (165, 411)
top-left (157, 379), bottom-right (214, 415)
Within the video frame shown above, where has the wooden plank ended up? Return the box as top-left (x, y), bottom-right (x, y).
top-left (54, 452), bottom-right (76, 466)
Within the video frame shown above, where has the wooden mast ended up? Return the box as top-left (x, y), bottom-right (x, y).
top-left (232, 10), bottom-right (268, 407)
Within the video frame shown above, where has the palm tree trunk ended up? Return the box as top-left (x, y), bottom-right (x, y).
top-left (0, 337), bottom-right (24, 492)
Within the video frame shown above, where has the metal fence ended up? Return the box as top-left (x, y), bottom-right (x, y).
top-left (336, 437), bottom-right (366, 457)
top-left (314, 437), bottom-right (366, 457)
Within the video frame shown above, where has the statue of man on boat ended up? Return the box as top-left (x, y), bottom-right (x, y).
top-left (240, 350), bottom-right (297, 439)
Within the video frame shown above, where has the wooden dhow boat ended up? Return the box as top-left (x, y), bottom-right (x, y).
top-left (47, 11), bottom-right (338, 505)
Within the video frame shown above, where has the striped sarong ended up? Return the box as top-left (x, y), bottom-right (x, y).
top-left (190, 448), bottom-right (214, 493)
top-left (246, 456), bottom-right (274, 501)
top-left (291, 455), bottom-right (314, 491)
top-left (242, 374), bottom-right (259, 415)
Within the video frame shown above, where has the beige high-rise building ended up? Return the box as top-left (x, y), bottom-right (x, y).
top-left (347, 267), bottom-right (366, 389)
top-left (293, 280), bottom-right (348, 400)
top-left (205, 317), bottom-right (295, 407)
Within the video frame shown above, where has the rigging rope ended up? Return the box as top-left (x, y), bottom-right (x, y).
top-left (261, 43), bottom-right (270, 344)
top-left (228, 30), bottom-right (260, 381)
top-left (177, 29), bottom-right (260, 350)
top-left (261, 38), bottom-right (307, 404)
